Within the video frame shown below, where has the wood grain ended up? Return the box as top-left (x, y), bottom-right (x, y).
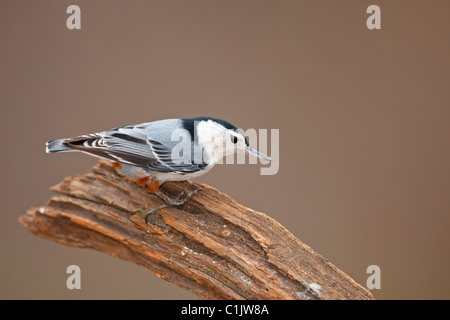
top-left (20, 160), bottom-right (374, 300)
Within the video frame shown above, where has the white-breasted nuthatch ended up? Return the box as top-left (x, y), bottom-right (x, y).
top-left (46, 117), bottom-right (271, 221)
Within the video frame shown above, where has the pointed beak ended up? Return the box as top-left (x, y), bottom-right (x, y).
top-left (245, 146), bottom-right (272, 162)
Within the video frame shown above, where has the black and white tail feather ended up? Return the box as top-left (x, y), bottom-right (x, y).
top-left (46, 138), bottom-right (74, 153)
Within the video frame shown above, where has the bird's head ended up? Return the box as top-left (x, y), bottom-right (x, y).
top-left (192, 117), bottom-right (272, 164)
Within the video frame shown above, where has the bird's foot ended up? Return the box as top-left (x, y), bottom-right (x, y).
top-left (155, 188), bottom-right (202, 206)
top-left (144, 187), bottom-right (202, 225)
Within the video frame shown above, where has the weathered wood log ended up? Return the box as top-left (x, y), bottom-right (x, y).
top-left (20, 160), bottom-right (374, 300)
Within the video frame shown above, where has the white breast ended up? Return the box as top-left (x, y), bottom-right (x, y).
top-left (154, 163), bottom-right (215, 183)
top-left (196, 120), bottom-right (226, 164)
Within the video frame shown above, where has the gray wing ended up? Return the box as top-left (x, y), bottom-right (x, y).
top-left (61, 119), bottom-right (208, 173)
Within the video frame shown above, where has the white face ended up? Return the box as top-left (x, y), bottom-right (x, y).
top-left (196, 120), bottom-right (271, 164)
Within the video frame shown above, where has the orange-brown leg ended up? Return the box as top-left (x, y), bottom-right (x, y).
top-left (146, 180), bottom-right (160, 193)
top-left (112, 162), bottom-right (122, 170)
top-left (136, 176), bottom-right (151, 188)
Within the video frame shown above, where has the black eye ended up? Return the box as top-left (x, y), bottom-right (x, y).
top-left (231, 135), bottom-right (238, 144)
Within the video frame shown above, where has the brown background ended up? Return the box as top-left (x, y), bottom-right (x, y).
top-left (1, 1), bottom-right (449, 299)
